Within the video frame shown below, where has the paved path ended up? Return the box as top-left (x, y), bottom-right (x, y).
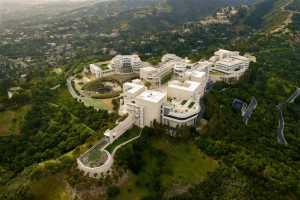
top-left (77, 126), bottom-right (143, 177)
top-left (67, 76), bottom-right (108, 110)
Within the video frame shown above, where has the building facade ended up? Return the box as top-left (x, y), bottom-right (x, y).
top-left (111, 55), bottom-right (144, 73)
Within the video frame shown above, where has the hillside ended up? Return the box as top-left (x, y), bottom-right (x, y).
top-left (1, 0), bottom-right (300, 199)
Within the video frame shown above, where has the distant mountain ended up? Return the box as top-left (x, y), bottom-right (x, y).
top-left (0, 0), bottom-right (109, 27)
top-left (1, 0), bottom-right (257, 28)
top-left (163, 0), bottom-right (254, 23)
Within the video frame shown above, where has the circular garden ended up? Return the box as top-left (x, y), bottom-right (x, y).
top-left (82, 78), bottom-right (122, 99)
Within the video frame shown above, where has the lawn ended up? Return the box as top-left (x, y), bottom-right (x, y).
top-left (153, 139), bottom-right (218, 188)
top-left (105, 127), bottom-right (140, 153)
top-left (210, 71), bottom-right (226, 76)
top-left (100, 64), bottom-right (109, 70)
top-left (88, 147), bottom-right (103, 162)
top-left (54, 88), bottom-right (76, 107)
top-left (0, 105), bottom-right (31, 136)
top-left (55, 87), bottom-right (110, 110)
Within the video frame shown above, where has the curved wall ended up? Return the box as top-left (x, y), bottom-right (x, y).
top-left (77, 150), bottom-right (114, 178)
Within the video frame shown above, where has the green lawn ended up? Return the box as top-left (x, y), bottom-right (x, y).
top-left (54, 88), bottom-right (75, 107)
top-left (210, 71), bottom-right (226, 76)
top-left (153, 139), bottom-right (218, 188)
top-left (0, 105), bottom-right (31, 136)
top-left (88, 147), bottom-right (103, 162)
top-left (55, 87), bottom-right (109, 110)
top-left (106, 127), bottom-right (140, 153)
top-left (100, 64), bottom-right (109, 70)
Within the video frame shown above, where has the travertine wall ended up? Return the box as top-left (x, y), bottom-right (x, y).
top-left (77, 150), bottom-right (113, 178)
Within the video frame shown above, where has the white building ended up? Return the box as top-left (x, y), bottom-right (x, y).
top-left (122, 81), bottom-right (146, 106)
top-left (120, 80), bottom-right (167, 127)
top-left (140, 64), bottom-right (173, 87)
top-left (161, 54), bottom-right (183, 63)
top-left (167, 80), bottom-right (202, 101)
top-left (89, 63), bottom-right (114, 78)
top-left (162, 98), bottom-right (200, 128)
top-left (210, 49), bottom-right (250, 80)
top-left (111, 55), bottom-right (143, 73)
top-left (135, 90), bottom-right (167, 127)
top-left (89, 64), bottom-right (102, 78)
top-left (194, 61), bottom-right (212, 81)
top-left (215, 57), bottom-right (249, 74)
top-left (89, 55), bottom-right (145, 78)
top-left (173, 62), bottom-right (193, 77)
top-left (162, 79), bottom-right (204, 128)
top-left (210, 49), bottom-right (239, 62)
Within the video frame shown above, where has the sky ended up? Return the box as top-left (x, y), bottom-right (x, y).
top-left (0, 0), bottom-right (93, 4)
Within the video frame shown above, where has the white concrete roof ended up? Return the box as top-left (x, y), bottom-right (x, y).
top-left (191, 70), bottom-right (206, 79)
top-left (196, 61), bottom-right (212, 68)
top-left (140, 66), bottom-right (157, 72)
top-left (124, 82), bottom-right (145, 95)
top-left (168, 80), bottom-right (200, 92)
top-left (137, 90), bottom-right (166, 103)
top-left (216, 58), bottom-right (245, 66)
top-left (215, 49), bottom-right (233, 55)
top-left (231, 55), bottom-right (250, 62)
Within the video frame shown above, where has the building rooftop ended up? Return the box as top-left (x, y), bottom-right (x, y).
top-left (191, 70), bottom-right (206, 79)
top-left (216, 58), bottom-right (246, 66)
top-left (168, 80), bottom-right (200, 92)
top-left (140, 66), bottom-right (157, 72)
top-left (163, 98), bottom-right (200, 118)
top-left (196, 61), bottom-right (212, 68)
top-left (124, 82), bottom-right (145, 95)
top-left (137, 90), bottom-right (166, 103)
top-left (215, 49), bottom-right (232, 55)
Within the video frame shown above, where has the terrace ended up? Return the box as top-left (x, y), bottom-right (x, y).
top-left (79, 139), bottom-right (109, 168)
top-left (163, 98), bottom-right (200, 120)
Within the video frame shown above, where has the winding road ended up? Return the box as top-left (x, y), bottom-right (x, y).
top-left (276, 88), bottom-right (300, 145)
top-left (276, 104), bottom-right (288, 145)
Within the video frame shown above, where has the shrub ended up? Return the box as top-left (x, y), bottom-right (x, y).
top-left (107, 186), bottom-right (120, 198)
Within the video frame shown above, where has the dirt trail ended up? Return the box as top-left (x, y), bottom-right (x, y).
top-left (270, 0), bottom-right (296, 34)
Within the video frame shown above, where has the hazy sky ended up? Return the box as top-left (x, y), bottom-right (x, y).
top-left (0, 0), bottom-right (92, 3)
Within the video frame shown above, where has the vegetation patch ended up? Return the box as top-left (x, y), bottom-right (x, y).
top-left (29, 175), bottom-right (72, 200)
top-left (0, 105), bottom-right (30, 136)
top-left (188, 102), bottom-right (195, 108)
top-left (114, 128), bottom-right (218, 199)
top-left (82, 78), bottom-right (122, 99)
top-left (161, 72), bottom-right (173, 84)
top-left (106, 127), bottom-right (141, 153)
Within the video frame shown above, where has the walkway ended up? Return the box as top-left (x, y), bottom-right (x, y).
top-left (67, 76), bottom-right (108, 110)
top-left (77, 127), bottom-right (143, 178)
top-left (104, 114), bottom-right (135, 143)
top-left (111, 128), bottom-right (143, 157)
